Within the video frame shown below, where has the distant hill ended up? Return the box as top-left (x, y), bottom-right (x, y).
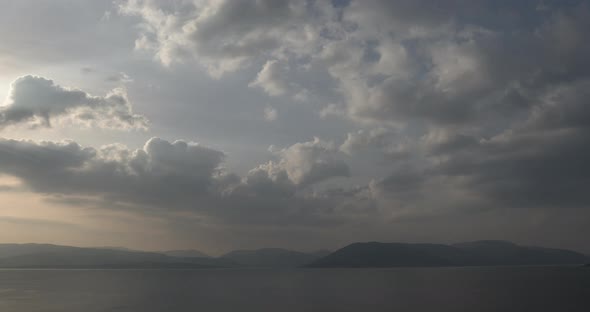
top-left (163, 250), bottom-right (211, 258)
top-left (221, 248), bottom-right (327, 268)
top-left (452, 240), bottom-right (589, 266)
top-left (3, 241), bottom-right (586, 269)
top-left (307, 241), bottom-right (589, 268)
top-left (0, 244), bottom-right (229, 269)
top-left (0, 244), bottom-right (322, 268)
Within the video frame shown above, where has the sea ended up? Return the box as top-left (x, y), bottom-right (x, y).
top-left (0, 266), bottom-right (589, 311)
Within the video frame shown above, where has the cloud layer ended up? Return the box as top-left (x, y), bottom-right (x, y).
top-left (0, 136), bottom-right (359, 226)
top-left (1, 0), bottom-right (590, 252)
top-left (1, 75), bottom-right (148, 129)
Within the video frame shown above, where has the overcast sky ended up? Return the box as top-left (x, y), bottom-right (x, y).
top-left (0, 0), bottom-right (589, 255)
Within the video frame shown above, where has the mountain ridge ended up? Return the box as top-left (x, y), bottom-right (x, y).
top-left (1, 241), bottom-right (587, 269)
top-left (307, 241), bottom-right (589, 268)
top-left (0, 244), bottom-right (326, 268)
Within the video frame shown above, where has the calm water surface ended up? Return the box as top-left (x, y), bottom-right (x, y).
top-left (0, 266), bottom-right (589, 312)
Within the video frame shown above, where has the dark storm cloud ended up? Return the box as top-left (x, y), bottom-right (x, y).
top-left (1, 76), bottom-right (147, 129)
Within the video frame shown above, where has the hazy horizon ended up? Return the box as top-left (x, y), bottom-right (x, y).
top-left (1, 0), bottom-right (590, 256)
top-left (1, 238), bottom-right (588, 258)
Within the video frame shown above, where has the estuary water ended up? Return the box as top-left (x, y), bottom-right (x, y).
top-left (0, 266), bottom-right (589, 312)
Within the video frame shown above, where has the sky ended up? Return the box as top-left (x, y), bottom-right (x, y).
top-left (0, 0), bottom-right (589, 255)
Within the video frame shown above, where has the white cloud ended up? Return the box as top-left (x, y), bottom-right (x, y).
top-left (249, 60), bottom-right (291, 96)
top-left (119, 0), bottom-right (327, 78)
top-left (340, 128), bottom-right (394, 155)
top-left (255, 137), bottom-right (350, 187)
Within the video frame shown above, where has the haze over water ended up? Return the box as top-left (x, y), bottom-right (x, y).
top-left (1, 267), bottom-right (589, 312)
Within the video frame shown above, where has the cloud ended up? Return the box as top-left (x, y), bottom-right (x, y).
top-left (0, 136), bottom-right (358, 226)
top-left (119, 0), bottom-right (327, 77)
top-left (255, 138), bottom-right (350, 187)
top-left (340, 128), bottom-right (394, 155)
top-left (430, 80), bottom-right (590, 209)
top-left (120, 0), bottom-right (589, 129)
top-left (105, 72), bottom-right (134, 83)
top-left (2, 0), bottom-right (590, 250)
top-left (9, 1), bottom-right (588, 216)
top-left (1, 75), bottom-right (148, 130)
top-left (249, 60), bottom-right (291, 96)
top-left (354, 77), bottom-right (590, 216)
top-left (341, 1), bottom-right (590, 127)
top-left (0, 137), bottom-right (222, 206)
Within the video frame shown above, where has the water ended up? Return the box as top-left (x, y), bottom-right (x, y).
top-left (0, 266), bottom-right (589, 312)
